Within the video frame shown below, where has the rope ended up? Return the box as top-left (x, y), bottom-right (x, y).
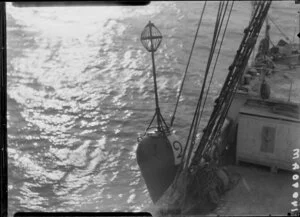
top-left (190, 1), bottom-right (272, 169)
top-left (269, 37), bottom-right (275, 47)
top-left (181, 2), bottom-right (223, 169)
top-left (183, 1), bottom-right (229, 170)
top-left (267, 15), bottom-right (291, 42)
top-left (250, 1), bottom-right (259, 64)
top-left (175, 2), bottom-right (225, 179)
top-left (199, 1), bottom-right (234, 129)
top-left (184, 2), bottom-right (226, 168)
top-left (185, 1), bottom-right (229, 169)
top-left (170, 1), bottom-right (207, 128)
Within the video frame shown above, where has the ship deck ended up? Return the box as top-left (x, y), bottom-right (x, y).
top-left (146, 64), bottom-right (299, 217)
top-left (147, 162), bottom-right (295, 217)
top-left (209, 163), bottom-right (295, 216)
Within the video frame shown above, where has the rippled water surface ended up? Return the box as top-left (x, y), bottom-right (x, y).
top-left (7, 1), bottom-right (300, 216)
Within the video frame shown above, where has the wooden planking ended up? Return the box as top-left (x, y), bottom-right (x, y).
top-left (237, 112), bottom-right (300, 172)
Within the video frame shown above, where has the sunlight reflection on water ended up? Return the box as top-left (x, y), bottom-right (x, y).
top-left (6, 1), bottom-right (300, 216)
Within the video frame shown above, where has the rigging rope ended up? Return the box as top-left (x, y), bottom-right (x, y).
top-left (184, 1), bottom-right (230, 169)
top-left (180, 2), bottom-right (223, 169)
top-left (170, 1), bottom-right (207, 128)
top-left (173, 1), bottom-right (230, 189)
top-left (199, 1), bottom-right (234, 132)
top-left (165, 1), bottom-right (272, 212)
top-left (181, 1), bottom-right (231, 170)
top-left (250, 1), bottom-right (259, 64)
top-left (173, 2), bottom-right (228, 184)
top-left (267, 15), bottom-right (291, 42)
top-left (189, 1), bottom-right (272, 171)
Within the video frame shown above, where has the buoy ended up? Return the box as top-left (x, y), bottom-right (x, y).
top-left (137, 21), bottom-right (185, 203)
top-left (136, 129), bottom-right (183, 203)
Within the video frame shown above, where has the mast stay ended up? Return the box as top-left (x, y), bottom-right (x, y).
top-left (190, 0), bottom-right (272, 171)
top-left (156, 1), bottom-right (272, 214)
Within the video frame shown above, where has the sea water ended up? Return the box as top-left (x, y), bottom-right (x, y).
top-left (6, 1), bottom-right (300, 216)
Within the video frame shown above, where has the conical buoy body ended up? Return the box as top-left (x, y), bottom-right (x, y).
top-left (136, 130), bottom-right (183, 203)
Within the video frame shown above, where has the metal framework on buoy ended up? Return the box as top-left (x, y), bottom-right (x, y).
top-left (141, 21), bottom-right (170, 133)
